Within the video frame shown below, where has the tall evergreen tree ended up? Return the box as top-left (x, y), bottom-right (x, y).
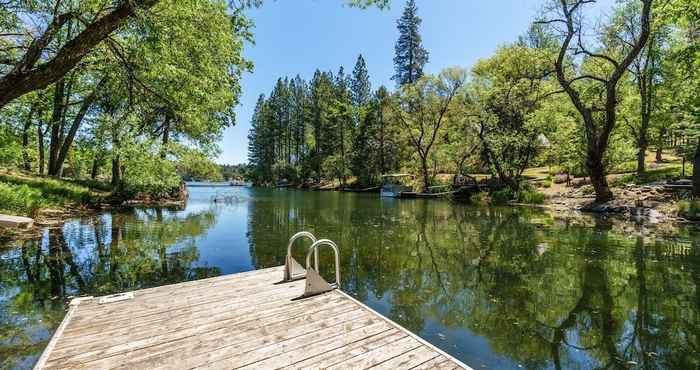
top-left (248, 94), bottom-right (274, 183)
top-left (310, 70), bottom-right (334, 181)
top-left (289, 75), bottom-right (309, 164)
top-left (392, 0), bottom-right (429, 86)
top-left (332, 67), bottom-right (353, 185)
top-left (351, 55), bottom-right (372, 107)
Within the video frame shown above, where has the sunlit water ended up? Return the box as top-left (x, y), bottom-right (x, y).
top-left (1, 187), bottom-right (699, 369)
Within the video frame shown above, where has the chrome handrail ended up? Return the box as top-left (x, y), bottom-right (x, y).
top-left (305, 239), bottom-right (341, 289)
top-left (283, 231), bottom-right (317, 282)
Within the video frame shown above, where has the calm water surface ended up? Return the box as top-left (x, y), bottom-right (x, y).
top-left (1, 187), bottom-right (699, 369)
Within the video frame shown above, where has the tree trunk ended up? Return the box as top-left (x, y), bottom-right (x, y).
top-left (48, 79), bottom-right (66, 176)
top-left (655, 146), bottom-right (663, 162)
top-left (53, 80), bottom-right (102, 176)
top-left (420, 156), bottom-right (430, 192)
top-left (111, 155), bottom-right (121, 189)
top-left (692, 138), bottom-right (700, 197)
top-left (111, 124), bottom-right (122, 189)
top-left (37, 122), bottom-right (45, 175)
top-left (0, 0), bottom-right (160, 109)
top-left (379, 115), bottom-right (386, 174)
top-left (160, 116), bottom-right (171, 159)
top-left (636, 145), bottom-right (646, 176)
top-left (587, 151), bottom-right (614, 202)
top-left (91, 154), bottom-right (101, 180)
top-left (22, 107), bottom-right (35, 171)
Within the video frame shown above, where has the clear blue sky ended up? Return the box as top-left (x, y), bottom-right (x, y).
top-left (217, 0), bottom-right (610, 165)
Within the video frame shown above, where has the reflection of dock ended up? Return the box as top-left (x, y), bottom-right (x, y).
top-left (35, 266), bottom-right (469, 369)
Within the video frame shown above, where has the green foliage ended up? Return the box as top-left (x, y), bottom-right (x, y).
top-left (392, 68), bottom-right (466, 191)
top-left (517, 190), bottom-right (546, 204)
top-left (0, 171), bottom-right (109, 216)
top-left (272, 161), bottom-right (300, 183)
top-left (392, 0), bottom-right (429, 86)
top-left (469, 45), bottom-right (558, 191)
top-left (611, 165), bottom-right (684, 185)
top-left (119, 141), bottom-right (182, 197)
top-left (220, 164), bottom-right (249, 180)
top-left (351, 55), bottom-right (372, 107)
top-left (0, 0), bottom-right (246, 200)
top-left (491, 188), bottom-right (514, 205)
top-left (677, 199), bottom-right (700, 219)
top-left (175, 148), bottom-right (224, 182)
top-left (490, 185), bottom-right (545, 205)
top-left (0, 182), bottom-right (45, 217)
top-left (322, 154), bottom-right (350, 183)
top-left (0, 125), bottom-right (21, 167)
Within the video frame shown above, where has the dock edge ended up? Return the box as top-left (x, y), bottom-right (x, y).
top-left (33, 296), bottom-right (94, 370)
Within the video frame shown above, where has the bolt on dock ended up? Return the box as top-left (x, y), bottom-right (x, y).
top-left (34, 265), bottom-right (470, 369)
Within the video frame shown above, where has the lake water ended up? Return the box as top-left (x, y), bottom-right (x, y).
top-left (1, 186), bottom-right (699, 369)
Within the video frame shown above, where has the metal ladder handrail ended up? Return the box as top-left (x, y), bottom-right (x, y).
top-left (301, 239), bottom-right (341, 297)
top-left (283, 231), bottom-right (317, 282)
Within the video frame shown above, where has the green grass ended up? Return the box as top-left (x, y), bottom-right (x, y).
top-left (518, 190), bottom-right (546, 204)
top-left (677, 200), bottom-right (700, 220)
top-left (0, 170), bottom-right (110, 217)
top-left (0, 182), bottom-right (45, 217)
top-left (490, 187), bottom-right (546, 205)
top-left (610, 165), bottom-right (685, 186)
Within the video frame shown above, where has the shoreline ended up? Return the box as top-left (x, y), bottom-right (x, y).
top-left (271, 182), bottom-right (698, 230)
top-left (0, 198), bottom-right (187, 243)
top-left (4, 182), bottom-right (696, 245)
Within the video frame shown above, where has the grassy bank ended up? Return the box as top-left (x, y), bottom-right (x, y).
top-left (0, 169), bottom-right (111, 217)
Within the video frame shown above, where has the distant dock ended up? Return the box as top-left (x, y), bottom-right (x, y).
top-left (35, 266), bottom-right (469, 369)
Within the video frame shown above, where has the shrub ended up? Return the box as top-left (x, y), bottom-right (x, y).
top-left (0, 173), bottom-right (98, 206)
top-left (491, 188), bottom-right (514, 205)
top-left (541, 179), bottom-right (552, 188)
top-left (677, 200), bottom-right (700, 220)
top-left (120, 141), bottom-right (182, 197)
top-left (0, 182), bottom-right (46, 217)
top-left (518, 190), bottom-right (545, 204)
top-left (272, 161), bottom-right (300, 184)
top-left (469, 192), bottom-right (488, 205)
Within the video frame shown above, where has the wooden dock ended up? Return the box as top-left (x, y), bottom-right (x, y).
top-left (35, 266), bottom-right (469, 370)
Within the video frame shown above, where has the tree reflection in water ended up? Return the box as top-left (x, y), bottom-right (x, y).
top-left (245, 190), bottom-right (700, 369)
top-left (0, 207), bottom-right (220, 369)
top-left (1, 188), bottom-right (699, 370)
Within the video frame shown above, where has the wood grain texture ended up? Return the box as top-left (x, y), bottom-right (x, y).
top-left (36, 266), bottom-right (470, 370)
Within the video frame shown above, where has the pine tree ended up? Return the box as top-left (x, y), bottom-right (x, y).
top-left (289, 75), bottom-right (308, 165)
top-left (351, 54), bottom-right (372, 107)
top-left (332, 67), bottom-right (353, 185)
top-left (310, 70), bottom-right (334, 181)
top-left (392, 0), bottom-right (429, 86)
top-left (248, 94), bottom-right (274, 183)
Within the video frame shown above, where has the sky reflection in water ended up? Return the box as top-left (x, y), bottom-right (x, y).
top-left (1, 187), bottom-right (699, 369)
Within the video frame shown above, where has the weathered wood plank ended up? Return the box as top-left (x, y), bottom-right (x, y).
top-left (67, 268), bottom-right (285, 327)
top-left (278, 328), bottom-right (406, 370)
top-left (37, 266), bottom-right (470, 370)
top-left (63, 276), bottom-right (304, 336)
top-left (54, 281), bottom-right (319, 349)
top-left (79, 309), bottom-right (369, 370)
top-left (46, 298), bottom-right (357, 368)
top-left (236, 322), bottom-right (394, 370)
top-left (51, 293), bottom-right (346, 360)
top-left (325, 336), bottom-right (423, 369)
top-left (409, 356), bottom-right (460, 370)
top-left (196, 315), bottom-right (384, 370)
top-left (369, 346), bottom-right (440, 369)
